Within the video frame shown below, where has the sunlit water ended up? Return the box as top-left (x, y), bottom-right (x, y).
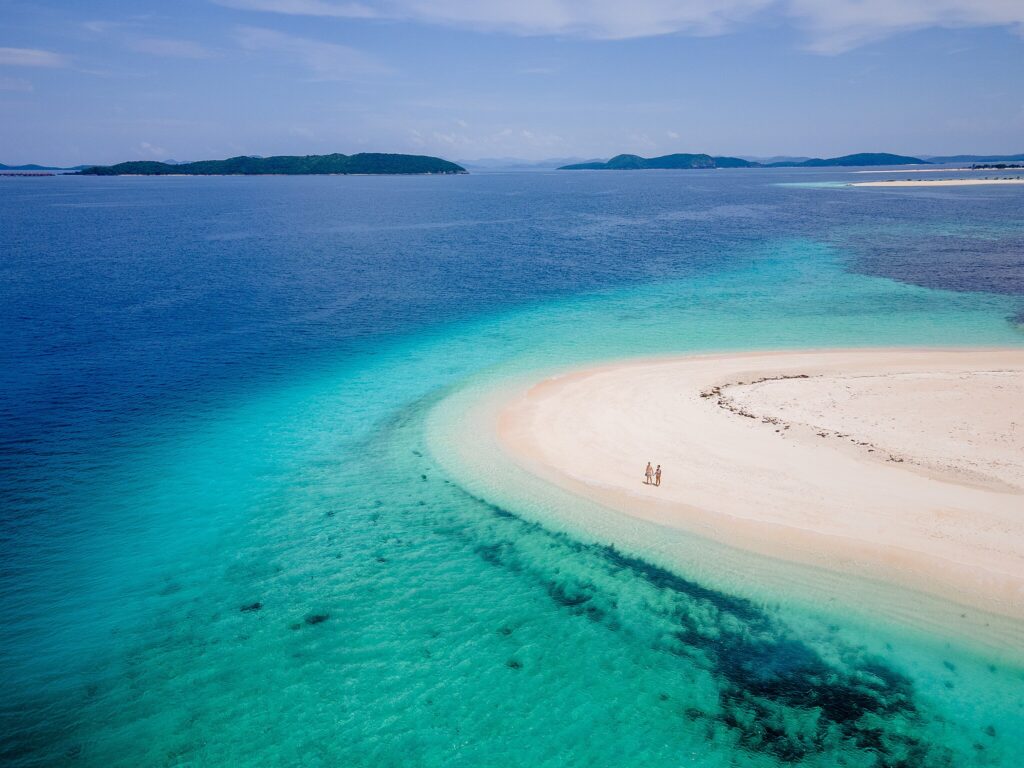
top-left (2, 170), bottom-right (1023, 766)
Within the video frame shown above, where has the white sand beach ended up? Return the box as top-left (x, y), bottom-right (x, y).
top-left (494, 349), bottom-right (1024, 620)
top-left (850, 178), bottom-right (1024, 187)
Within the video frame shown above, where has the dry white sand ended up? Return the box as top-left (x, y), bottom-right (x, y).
top-left (496, 349), bottom-right (1024, 619)
top-left (850, 178), bottom-right (1024, 187)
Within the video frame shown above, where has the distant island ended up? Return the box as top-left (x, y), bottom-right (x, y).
top-left (779, 152), bottom-right (926, 167)
top-left (458, 156), bottom-right (603, 171)
top-left (924, 153), bottom-right (1024, 164)
top-left (78, 153), bottom-right (466, 176)
top-left (560, 154), bottom-right (757, 170)
top-left (558, 152), bottom-right (926, 170)
top-left (0, 163), bottom-right (90, 171)
top-left (12, 151), bottom-right (1024, 177)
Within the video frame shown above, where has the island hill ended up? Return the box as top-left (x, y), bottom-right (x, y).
top-left (559, 152), bottom-right (926, 170)
top-left (0, 162), bottom-right (91, 171)
top-left (78, 153), bottom-right (466, 176)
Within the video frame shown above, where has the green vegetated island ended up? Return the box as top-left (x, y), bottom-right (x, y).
top-left (559, 152), bottom-right (926, 170)
top-left (0, 162), bottom-right (92, 171)
top-left (78, 153), bottom-right (466, 176)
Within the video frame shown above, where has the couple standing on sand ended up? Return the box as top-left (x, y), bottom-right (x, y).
top-left (644, 462), bottom-right (662, 487)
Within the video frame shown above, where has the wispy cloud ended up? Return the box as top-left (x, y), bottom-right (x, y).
top-left (0, 75), bottom-right (33, 91)
top-left (233, 26), bottom-right (388, 80)
top-left (405, 123), bottom-right (568, 156)
top-left (0, 47), bottom-right (67, 67)
top-left (127, 37), bottom-right (216, 59)
top-left (215, 0), bottom-right (375, 17)
top-left (215, 0), bottom-right (769, 37)
top-left (83, 20), bottom-right (214, 59)
top-left (788, 0), bottom-right (1024, 53)
top-left (211, 0), bottom-right (1024, 51)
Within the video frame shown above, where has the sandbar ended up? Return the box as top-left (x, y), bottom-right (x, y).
top-left (850, 178), bottom-right (1024, 187)
top-left (495, 349), bottom-right (1024, 620)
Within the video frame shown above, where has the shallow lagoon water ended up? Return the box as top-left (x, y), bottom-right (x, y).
top-left (2, 171), bottom-right (1023, 766)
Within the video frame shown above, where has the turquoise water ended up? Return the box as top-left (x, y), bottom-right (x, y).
top-left (3, 173), bottom-right (1024, 765)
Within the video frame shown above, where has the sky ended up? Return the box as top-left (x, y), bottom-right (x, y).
top-left (1, 0), bottom-right (1023, 165)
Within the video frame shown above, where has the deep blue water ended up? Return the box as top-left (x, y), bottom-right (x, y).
top-left (4, 171), bottom-right (1022, 475)
top-left (2, 169), bottom-right (1023, 767)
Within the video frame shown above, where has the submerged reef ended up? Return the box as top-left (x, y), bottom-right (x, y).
top-left (443, 488), bottom-right (956, 766)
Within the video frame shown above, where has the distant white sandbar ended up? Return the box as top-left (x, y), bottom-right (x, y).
top-left (850, 178), bottom-right (1024, 187)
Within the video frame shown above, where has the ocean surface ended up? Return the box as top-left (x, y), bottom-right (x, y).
top-left (2, 169), bottom-right (1023, 767)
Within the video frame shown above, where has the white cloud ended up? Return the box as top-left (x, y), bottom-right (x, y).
top-left (215, 0), bottom-right (375, 17)
top-left (0, 47), bottom-right (67, 67)
top-left (82, 20), bottom-right (215, 59)
top-left (402, 121), bottom-right (567, 156)
top-left (667, 130), bottom-right (680, 139)
top-left (234, 26), bottom-right (388, 79)
top-left (212, 0), bottom-right (1024, 51)
top-left (127, 38), bottom-right (215, 59)
top-left (399, 0), bottom-right (769, 37)
top-left (215, 0), bottom-right (769, 37)
top-left (787, 0), bottom-right (1024, 53)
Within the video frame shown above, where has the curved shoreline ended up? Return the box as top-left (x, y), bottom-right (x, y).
top-left (494, 348), bottom-right (1024, 621)
top-left (428, 348), bottom-right (1024, 647)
